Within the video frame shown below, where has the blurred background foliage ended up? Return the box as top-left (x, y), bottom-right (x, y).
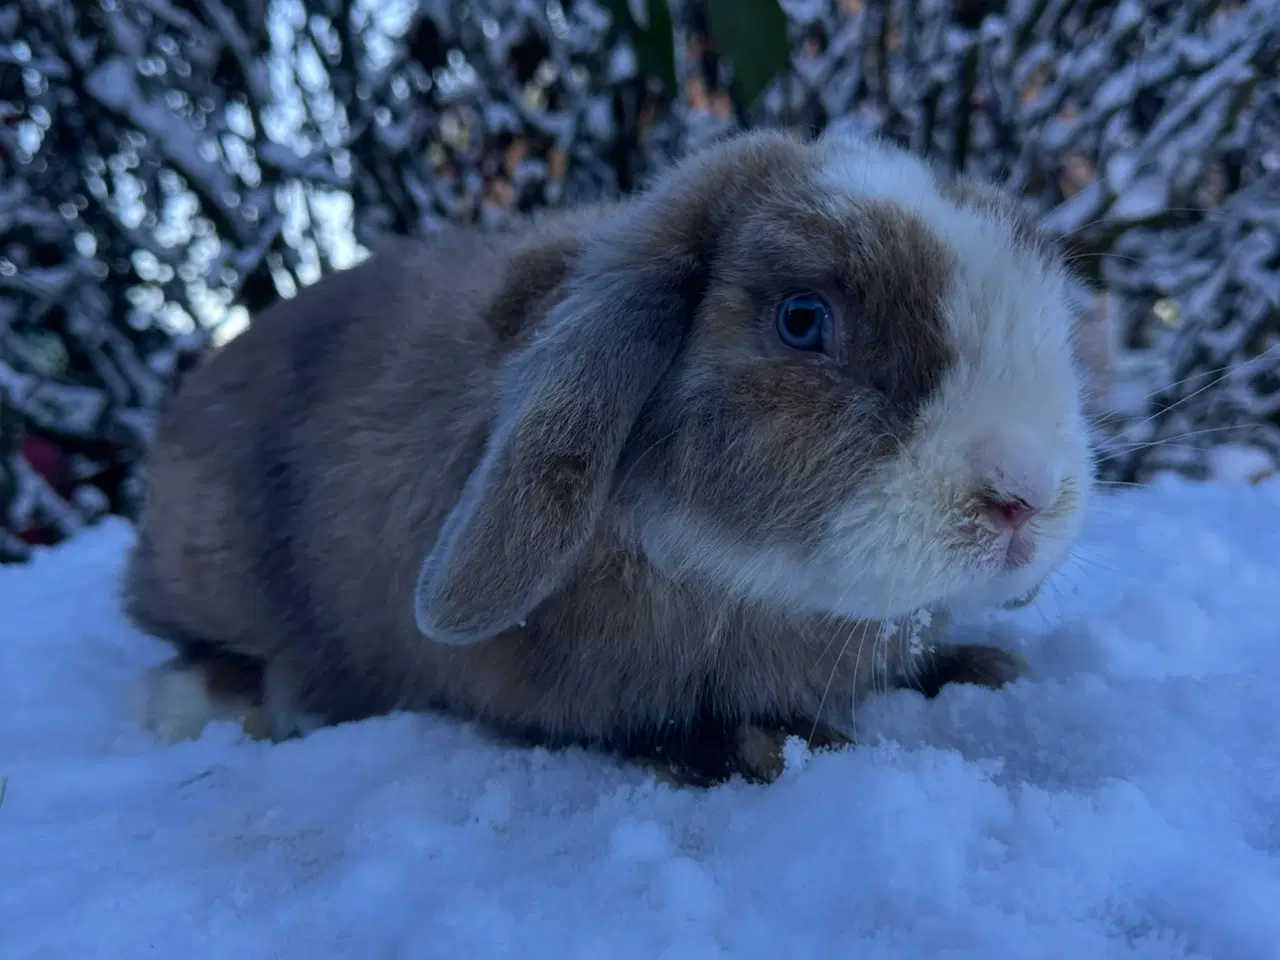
top-left (2, 0), bottom-right (1278, 561)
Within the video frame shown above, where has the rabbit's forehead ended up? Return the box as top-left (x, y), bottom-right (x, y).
top-left (811, 131), bottom-right (1047, 251)
top-left (810, 139), bottom-right (1066, 322)
top-left (809, 138), bottom-right (1077, 389)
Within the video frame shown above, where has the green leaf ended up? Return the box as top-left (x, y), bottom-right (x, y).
top-left (705, 0), bottom-right (792, 110)
top-left (600, 0), bottom-right (678, 96)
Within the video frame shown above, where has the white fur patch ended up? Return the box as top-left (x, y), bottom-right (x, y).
top-left (809, 133), bottom-right (1094, 617)
top-left (128, 662), bottom-right (246, 743)
top-left (640, 510), bottom-right (818, 611)
top-left (129, 661), bottom-right (322, 744)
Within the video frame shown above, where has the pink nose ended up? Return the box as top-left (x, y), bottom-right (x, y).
top-left (981, 494), bottom-right (1039, 531)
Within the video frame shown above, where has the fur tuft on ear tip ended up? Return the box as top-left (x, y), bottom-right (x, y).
top-left (409, 576), bottom-right (509, 650)
top-left (411, 599), bottom-right (505, 647)
top-left (411, 546), bottom-right (513, 647)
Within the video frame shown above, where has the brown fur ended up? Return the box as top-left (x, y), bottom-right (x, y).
top-left (124, 130), bottom-right (1031, 785)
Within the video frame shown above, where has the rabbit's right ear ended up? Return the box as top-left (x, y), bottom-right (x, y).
top-left (412, 244), bottom-right (702, 646)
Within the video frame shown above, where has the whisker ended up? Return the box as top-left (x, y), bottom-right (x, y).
top-left (1064, 250), bottom-right (1143, 268)
top-left (809, 618), bottom-right (865, 749)
top-left (1056, 205), bottom-right (1234, 243)
top-left (1111, 342), bottom-right (1280, 434)
top-left (1092, 479), bottom-right (1147, 489)
top-left (1061, 551), bottom-right (1121, 577)
top-left (1093, 425), bottom-right (1260, 465)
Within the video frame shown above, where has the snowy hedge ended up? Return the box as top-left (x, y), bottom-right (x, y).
top-left (2, 0), bottom-right (1278, 560)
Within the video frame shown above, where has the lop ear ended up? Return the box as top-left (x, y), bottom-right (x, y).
top-left (412, 249), bottom-right (701, 646)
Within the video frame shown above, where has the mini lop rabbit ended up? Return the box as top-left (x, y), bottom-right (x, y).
top-left (124, 128), bottom-right (1096, 785)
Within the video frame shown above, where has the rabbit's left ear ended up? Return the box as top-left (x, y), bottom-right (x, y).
top-left (412, 248), bottom-right (701, 646)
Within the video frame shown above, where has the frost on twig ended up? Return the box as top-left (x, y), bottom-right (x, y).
top-left (1, 0), bottom-right (256, 555)
top-left (0, 0), bottom-right (687, 555)
top-left (1096, 171), bottom-right (1280, 480)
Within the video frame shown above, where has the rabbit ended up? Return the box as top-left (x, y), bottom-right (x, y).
top-left (121, 127), bottom-right (1097, 787)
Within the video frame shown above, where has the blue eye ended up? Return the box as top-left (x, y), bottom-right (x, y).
top-left (775, 292), bottom-right (834, 352)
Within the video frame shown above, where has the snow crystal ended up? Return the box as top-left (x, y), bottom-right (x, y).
top-left (3, 478), bottom-right (1280, 958)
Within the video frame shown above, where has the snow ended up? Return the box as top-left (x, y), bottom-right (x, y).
top-left (1207, 443), bottom-right (1277, 485)
top-left (3, 477), bottom-right (1280, 960)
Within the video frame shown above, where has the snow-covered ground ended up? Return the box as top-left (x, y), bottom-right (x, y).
top-left (3, 477), bottom-right (1279, 960)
